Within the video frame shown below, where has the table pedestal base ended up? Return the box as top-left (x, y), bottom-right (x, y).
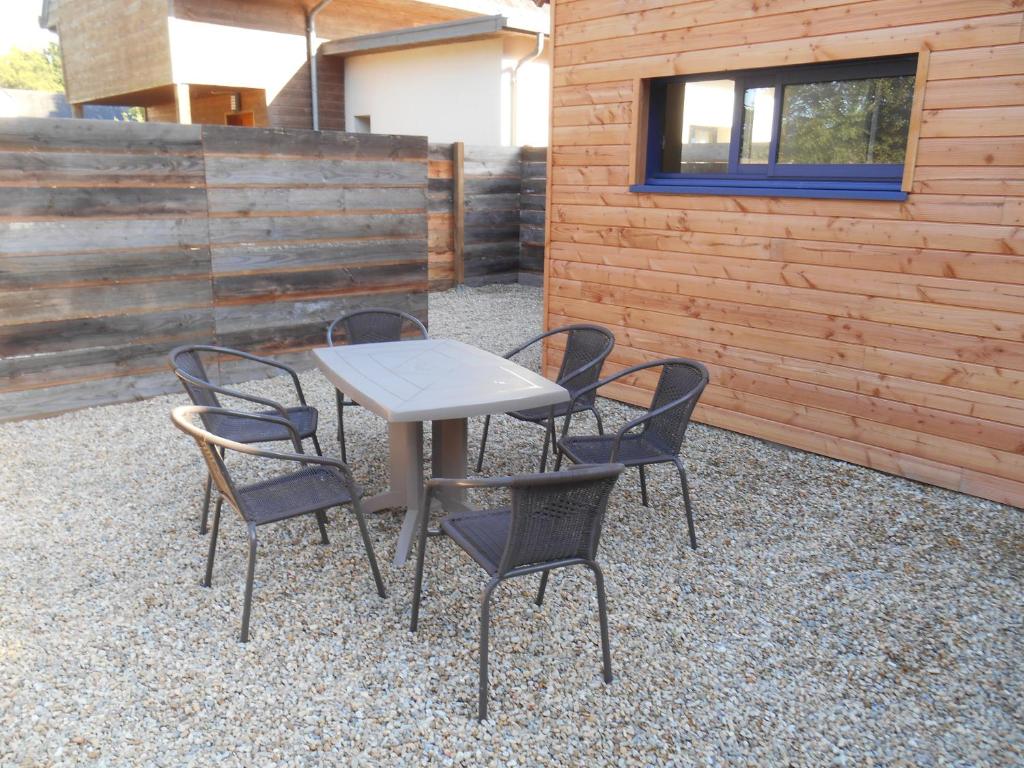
top-left (361, 418), bottom-right (468, 566)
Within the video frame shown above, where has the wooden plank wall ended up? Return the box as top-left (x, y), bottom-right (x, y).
top-left (427, 142), bottom-right (456, 290)
top-left (0, 118), bottom-right (428, 420)
top-left (520, 146), bottom-right (547, 285)
top-left (464, 145), bottom-right (523, 285)
top-left (0, 119), bottom-right (213, 420)
top-left (426, 143), bottom-right (549, 290)
top-left (544, 0), bottom-right (1024, 507)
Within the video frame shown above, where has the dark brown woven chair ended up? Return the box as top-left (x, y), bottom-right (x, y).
top-left (410, 463), bottom-right (625, 720)
top-left (170, 345), bottom-right (322, 535)
top-left (326, 308), bottom-right (428, 461)
top-left (170, 405), bottom-right (385, 643)
top-left (475, 324), bottom-right (614, 473)
top-left (554, 358), bottom-right (708, 550)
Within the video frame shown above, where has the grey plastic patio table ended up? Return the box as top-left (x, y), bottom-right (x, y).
top-left (313, 339), bottom-right (569, 565)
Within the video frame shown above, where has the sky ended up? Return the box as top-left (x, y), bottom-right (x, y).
top-left (0, 0), bottom-right (57, 54)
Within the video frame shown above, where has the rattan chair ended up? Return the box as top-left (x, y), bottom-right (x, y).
top-left (170, 345), bottom-right (322, 535)
top-left (170, 405), bottom-right (385, 643)
top-left (554, 358), bottom-right (708, 550)
top-left (475, 324), bottom-right (614, 473)
top-left (410, 463), bottom-right (625, 720)
top-left (327, 308), bottom-right (428, 461)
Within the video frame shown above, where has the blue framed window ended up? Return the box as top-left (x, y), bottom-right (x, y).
top-left (633, 55), bottom-right (918, 200)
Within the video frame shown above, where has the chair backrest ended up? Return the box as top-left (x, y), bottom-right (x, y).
top-left (497, 463), bottom-right (625, 575)
top-left (169, 346), bottom-right (220, 409)
top-left (641, 360), bottom-right (709, 455)
top-left (553, 325), bottom-right (615, 406)
top-left (327, 308), bottom-right (428, 347)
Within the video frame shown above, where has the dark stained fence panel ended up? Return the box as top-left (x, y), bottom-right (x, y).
top-left (0, 118), bottom-right (428, 421)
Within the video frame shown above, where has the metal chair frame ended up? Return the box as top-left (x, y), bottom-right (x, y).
top-left (554, 358), bottom-right (709, 550)
top-left (170, 405), bottom-right (385, 643)
top-left (170, 344), bottom-right (323, 535)
top-left (326, 308), bottom-right (428, 462)
top-left (475, 324), bottom-right (615, 474)
top-left (410, 463), bottom-right (625, 720)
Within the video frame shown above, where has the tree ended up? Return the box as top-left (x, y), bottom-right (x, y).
top-left (0, 42), bottom-right (64, 92)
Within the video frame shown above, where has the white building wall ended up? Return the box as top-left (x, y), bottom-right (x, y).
top-left (344, 34), bottom-right (550, 146)
top-left (344, 38), bottom-right (503, 145)
top-left (501, 34), bottom-right (550, 147)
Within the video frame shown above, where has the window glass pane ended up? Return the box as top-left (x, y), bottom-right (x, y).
top-left (739, 86), bottom-right (775, 164)
top-left (661, 79), bottom-right (735, 173)
top-left (777, 75), bottom-right (914, 165)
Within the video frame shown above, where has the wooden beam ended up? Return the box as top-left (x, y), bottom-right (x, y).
top-left (452, 141), bottom-right (465, 285)
top-left (174, 83), bottom-right (191, 125)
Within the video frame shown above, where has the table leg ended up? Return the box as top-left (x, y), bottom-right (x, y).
top-left (432, 418), bottom-right (469, 512)
top-left (358, 421), bottom-right (424, 566)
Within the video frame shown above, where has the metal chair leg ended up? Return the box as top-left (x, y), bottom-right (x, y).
top-left (240, 524), bottom-right (258, 643)
top-left (410, 506), bottom-right (430, 632)
top-left (639, 465), bottom-right (649, 507)
top-left (352, 500), bottom-right (386, 598)
top-left (591, 407), bottom-right (605, 435)
top-left (479, 577), bottom-right (500, 721)
top-left (310, 433), bottom-right (323, 457)
top-left (315, 510), bottom-right (330, 545)
top-left (553, 449), bottom-right (564, 471)
top-left (335, 390), bottom-right (347, 463)
top-left (202, 497), bottom-right (223, 587)
top-left (674, 457), bottom-right (698, 550)
top-left (199, 445), bottom-right (225, 535)
top-left (535, 569), bottom-right (550, 606)
top-left (475, 415), bottom-right (491, 472)
top-left (586, 561), bottom-right (613, 684)
top-left (200, 472), bottom-right (213, 535)
top-left (539, 417), bottom-right (555, 472)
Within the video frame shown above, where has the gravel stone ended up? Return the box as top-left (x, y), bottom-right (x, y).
top-left (0, 284), bottom-right (1020, 766)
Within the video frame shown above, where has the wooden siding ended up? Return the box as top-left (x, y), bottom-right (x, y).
top-left (0, 118), bottom-right (428, 421)
top-left (55, 0), bottom-right (172, 104)
top-left (544, 0), bottom-right (1024, 507)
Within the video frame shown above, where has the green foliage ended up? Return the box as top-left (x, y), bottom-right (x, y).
top-left (117, 107), bottom-right (146, 122)
top-left (0, 42), bottom-right (64, 92)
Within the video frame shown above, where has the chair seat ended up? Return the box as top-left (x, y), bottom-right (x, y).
top-left (236, 466), bottom-right (352, 525)
top-left (559, 433), bottom-right (672, 467)
top-left (440, 507), bottom-right (511, 575)
top-left (508, 399), bottom-right (593, 424)
top-left (209, 406), bottom-right (318, 444)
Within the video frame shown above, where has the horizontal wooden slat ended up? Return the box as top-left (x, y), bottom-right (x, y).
top-left (0, 150), bottom-right (205, 186)
top-left (204, 155), bottom-right (426, 186)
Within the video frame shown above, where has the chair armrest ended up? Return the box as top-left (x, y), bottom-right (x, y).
top-left (171, 405), bottom-right (361, 495)
top-left (175, 369), bottom-right (292, 421)
top-left (181, 345), bottom-right (308, 406)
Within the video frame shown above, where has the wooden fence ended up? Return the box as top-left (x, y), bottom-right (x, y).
top-left (0, 117), bottom-right (428, 421)
top-left (427, 143), bottom-right (548, 289)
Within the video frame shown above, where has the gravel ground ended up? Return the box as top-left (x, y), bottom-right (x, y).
top-left (1, 284), bottom-right (1021, 766)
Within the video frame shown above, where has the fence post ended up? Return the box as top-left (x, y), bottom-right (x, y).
top-left (452, 141), bottom-right (465, 285)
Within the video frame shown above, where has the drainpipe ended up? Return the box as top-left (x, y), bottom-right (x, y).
top-left (306, 0), bottom-right (334, 130)
top-left (510, 32), bottom-right (545, 146)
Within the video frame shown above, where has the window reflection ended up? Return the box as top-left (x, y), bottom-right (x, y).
top-left (740, 87), bottom-right (774, 164)
top-left (662, 79), bottom-right (735, 174)
top-left (778, 76), bottom-right (914, 164)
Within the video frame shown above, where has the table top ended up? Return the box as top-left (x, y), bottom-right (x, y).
top-left (313, 339), bottom-right (568, 422)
